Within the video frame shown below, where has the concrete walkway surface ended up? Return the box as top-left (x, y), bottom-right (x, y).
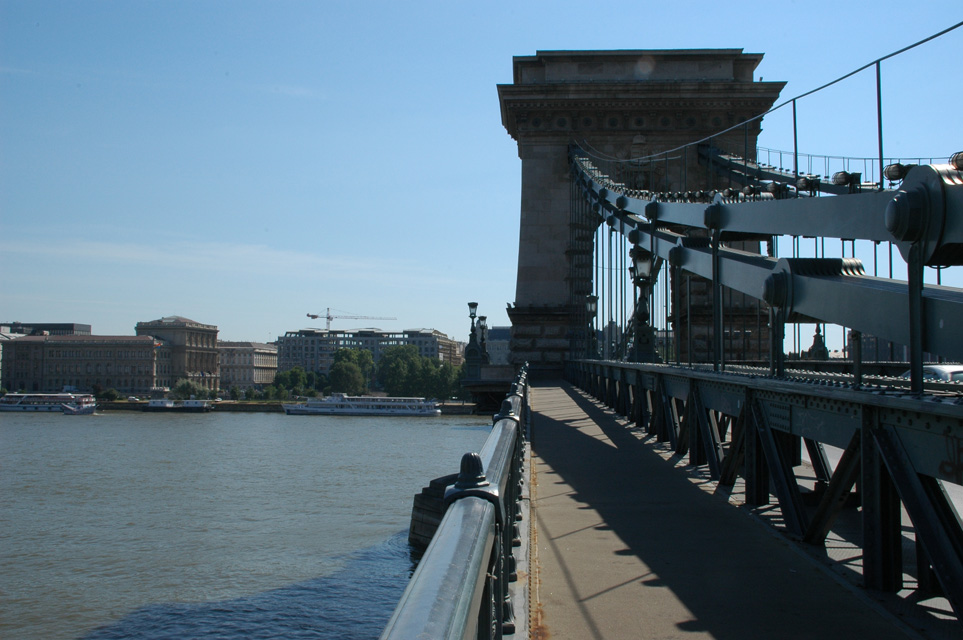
top-left (528, 381), bottom-right (915, 640)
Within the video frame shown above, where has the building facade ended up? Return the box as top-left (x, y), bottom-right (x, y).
top-left (277, 328), bottom-right (462, 375)
top-left (484, 326), bottom-right (511, 365)
top-left (0, 322), bottom-right (92, 336)
top-left (218, 341), bottom-right (278, 390)
top-left (0, 334), bottom-right (172, 394)
top-left (135, 316), bottom-right (220, 390)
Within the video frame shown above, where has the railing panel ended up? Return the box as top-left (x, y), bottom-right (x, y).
top-left (567, 358), bottom-right (963, 623)
top-left (383, 364), bottom-right (529, 640)
top-left (380, 498), bottom-right (496, 640)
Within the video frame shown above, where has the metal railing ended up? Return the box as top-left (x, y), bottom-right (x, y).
top-left (566, 358), bottom-right (963, 622)
top-left (381, 365), bottom-right (529, 640)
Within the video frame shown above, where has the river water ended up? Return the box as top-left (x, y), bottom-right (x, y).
top-left (0, 409), bottom-right (491, 639)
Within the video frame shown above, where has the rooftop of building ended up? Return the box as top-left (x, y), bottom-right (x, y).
top-left (0, 322), bottom-right (93, 335)
top-left (136, 316), bottom-right (217, 330)
top-left (6, 334), bottom-right (166, 345)
top-left (283, 327), bottom-right (453, 339)
top-left (217, 341), bottom-right (277, 350)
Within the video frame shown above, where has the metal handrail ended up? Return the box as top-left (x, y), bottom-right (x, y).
top-left (380, 497), bottom-right (497, 640)
top-left (381, 364), bottom-right (529, 640)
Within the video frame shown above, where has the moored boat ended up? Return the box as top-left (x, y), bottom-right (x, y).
top-left (61, 395), bottom-right (97, 415)
top-left (143, 398), bottom-right (213, 412)
top-left (0, 393), bottom-right (97, 414)
top-left (282, 394), bottom-right (440, 416)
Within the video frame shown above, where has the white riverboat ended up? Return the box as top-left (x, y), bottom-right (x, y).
top-left (282, 394), bottom-right (441, 416)
top-left (61, 395), bottom-right (97, 415)
top-left (143, 398), bottom-right (213, 413)
top-left (0, 393), bottom-right (97, 414)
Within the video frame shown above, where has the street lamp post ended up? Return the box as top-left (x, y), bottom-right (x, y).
top-left (629, 246), bottom-right (662, 363)
top-left (464, 302), bottom-right (489, 378)
top-left (477, 316), bottom-right (490, 364)
top-left (468, 301), bottom-right (478, 331)
top-left (585, 294), bottom-right (598, 359)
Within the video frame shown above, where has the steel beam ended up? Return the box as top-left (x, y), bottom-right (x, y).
top-left (804, 430), bottom-right (861, 545)
top-left (751, 400), bottom-right (809, 537)
top-left (871, 423), bottom-right (963, 615)
top-left (572, 153), bottom-right (963, 362)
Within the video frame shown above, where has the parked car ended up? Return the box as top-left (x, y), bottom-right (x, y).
top-left (899, 364), bottom-right (963, 382)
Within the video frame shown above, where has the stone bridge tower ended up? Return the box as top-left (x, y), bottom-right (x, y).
top-left (497, 49), bottom-right (785, 377)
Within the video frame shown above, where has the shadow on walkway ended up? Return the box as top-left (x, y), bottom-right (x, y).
top-left (530, 381), bottom-right (914, 640)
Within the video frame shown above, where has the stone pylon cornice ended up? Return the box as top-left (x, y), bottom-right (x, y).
top-left (498, 82), bottom-right (786, 141)
top-left (497, 50), bottom-right (785, 142)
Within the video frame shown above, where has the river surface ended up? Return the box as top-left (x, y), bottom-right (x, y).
top-left (0, 410), bottom-right (491, 639)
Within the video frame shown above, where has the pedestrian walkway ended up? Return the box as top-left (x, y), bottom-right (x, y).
top-left (528, 381), bottom-right (913, 640)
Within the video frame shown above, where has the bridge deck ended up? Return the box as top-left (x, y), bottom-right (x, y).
top-left (528, 381), bottom-right (914, 640)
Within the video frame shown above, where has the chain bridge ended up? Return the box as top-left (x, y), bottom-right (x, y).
top-left (387, 25), bottom-right (963, 640)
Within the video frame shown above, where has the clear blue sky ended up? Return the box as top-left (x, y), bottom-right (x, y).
top-left (2, 1), bottom-right (960, 344)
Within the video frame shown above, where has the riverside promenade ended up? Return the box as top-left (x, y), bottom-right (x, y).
top-left (527, 381), bottom-right (914, 640)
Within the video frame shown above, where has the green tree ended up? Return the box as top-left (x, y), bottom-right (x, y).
top-left (377, 345), bottom-right (448, 397)
top-left (306, 371), bottom-right (322, 391)
top-left (378, 351), bottom-right (412, 396)
top-left (328, 361), bottom-right (366, 395)
top-left (172, 379), bottom-right (207, 400)
top-left (275, 366), bottom-right (307, 391)
top-left (333, 349), bottom-right (375, 385)
top-left (433, 362), bottom-right (458, 399)
top-left (98, 388), bottom-right (120, 401)
top-left (229, 386), bottom-right (241, 401)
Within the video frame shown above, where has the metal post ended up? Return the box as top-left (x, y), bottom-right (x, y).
top-left (862, 410), bottom-right (903, 592)
top-left (674, 263), bottom-right (681, 365)
top-left (682, 146), bottom-right (688, 191)
top-left (792, 99), bottom-right (799, 181)
top-left (876, 61), bottom-right (884, 191)
top-left (711, 231), bottom-right (723, 371)
top-left (686, 274), bottom-right (692, 366)
top-left (770, 307), bottom-right (785, 378)
top-left (908, 244), bottom-right (924, 394)
top-left (853, 330), bottom-right (863, 387)
top-left (608, 228), bottom-right (613, 359)
top-left (664, 152), bottom-right (669, 194)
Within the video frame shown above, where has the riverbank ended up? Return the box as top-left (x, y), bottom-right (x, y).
top-left (98, 400), bottom-right (478, 415)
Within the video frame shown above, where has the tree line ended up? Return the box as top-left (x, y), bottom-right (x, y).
top-left (230, 346), bottom-right (467, 401)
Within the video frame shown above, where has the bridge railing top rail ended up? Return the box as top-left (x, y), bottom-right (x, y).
top-left (381, 364), bottom-right (529, 640)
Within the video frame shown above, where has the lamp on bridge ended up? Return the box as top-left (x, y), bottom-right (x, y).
top-left (629, 246), bottom-right (656, 284)
top-left (477, 316), bottom-right (490, 364)
top-left (468, 301), bottom-right (478, 330)
top-left (464, 302), bottom-right (489, 379)
top-left (628, 246), bottom-right (662, 363)
top-left (585, 294), bottom-right (599, 358)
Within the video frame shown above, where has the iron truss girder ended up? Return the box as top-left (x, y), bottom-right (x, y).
top-left (580, 361), bottom-right (963, 487)
top-left (573, 147), bottom-right (963, 262)
top-left (698, 145), bottom-right (873, 197)
top-left (572, 151), bottom-right (963, 362)
top-left (870, 423), bottom-right (963, 612)
top-left (571, 359), bottom-right (963, 622)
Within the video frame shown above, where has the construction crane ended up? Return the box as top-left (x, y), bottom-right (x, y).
top-left (307, 308), bottom-right (397, 331)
